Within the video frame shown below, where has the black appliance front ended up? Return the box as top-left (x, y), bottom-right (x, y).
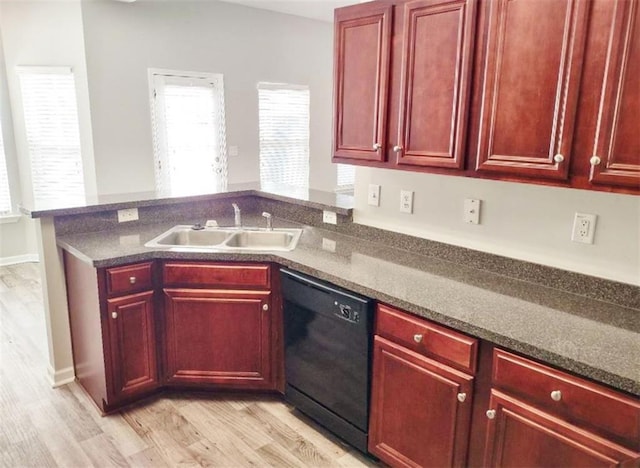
top-left (281, 268), bottom-right (374, 453)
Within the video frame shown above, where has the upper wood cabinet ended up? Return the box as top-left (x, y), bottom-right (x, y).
top-left (396, 0), bottom-right (476, 169)
top-left (333, 2), bottom-right (392, 162)
top-left (333, 0), bottom-right (477, 169)
top-left (474, 0), bottom-right (589, 180)
top-left (589, 0), bottom-right (640, 188)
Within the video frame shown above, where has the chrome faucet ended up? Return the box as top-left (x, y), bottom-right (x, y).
top-left (262, 212), bottom-right (273, 231)
top-left (232, 203), bottom-right (241, 228)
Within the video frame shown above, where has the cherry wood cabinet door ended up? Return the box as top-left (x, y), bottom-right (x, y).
top-left (475, 0), bottom-right (589, 180)
top-left (369, 336), bottom-right (474, 468)
top-left (484, 390), bottom-right (640, 467)
top-left (106, 291), bottom-right (158, 401)
top-left (396, 0), bottom-right (476, 169)
top-left (333, 2), bottom-right (392, 162)
top-left (163, 288), bottom-right (273, 389)
top-left (590, 0), bottom-right (640, 188)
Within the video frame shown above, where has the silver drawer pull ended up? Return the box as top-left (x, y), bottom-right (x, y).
top-left (111, 312), bottom-right (118, 319)
top-left (129, 276), bottom-right (137, 284)
top-left (550, 390), bottom-right (562, 401)
top-left (373, 143), bottom-right (382, 150)
top-left (486, 409), bottom-right (496, 419)
top-left (262, 304), bottom-right (269, 311)
top-left (457, 392), bottom-right (466, 403)
top-left (553, 153), bottom-right (564, 163)
top-left (590, 155), bottom-right (601, 166)
top-left (413, 334), bottom-right (423, 343)
top-left (393, 145), bottom-right (402, 153)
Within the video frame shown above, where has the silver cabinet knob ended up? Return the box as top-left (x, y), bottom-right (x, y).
top-left (413, 333), bottom-right (423, 343)
top-left (457, 392), bottom-right (467, 402)
top-left (550, 390), bottom-right (562, 401)
top-left (111, 311), bottom-right (118, 319)
top-left (590, 155), bottom-right (602, 166)
top-left (393, 145), bottom-right (402, 153)
top-left (486, 409), bottom-right (496, 419)
top-left (553, 154), bottom-right (564, 163)
top-left (373, 143), bottom-right (382, 150)
top-left (262, 304), bottom-right (269, 311)
top-left (129, 276), bottom-right (136, 284)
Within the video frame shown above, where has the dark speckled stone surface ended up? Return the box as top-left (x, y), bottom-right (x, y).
top-left (56, 212), bottom-right (640, 396)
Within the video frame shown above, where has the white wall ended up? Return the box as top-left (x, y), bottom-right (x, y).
top-left (355, 168), bottom-right (640, 286)
top-left (0, 0), bottom-right (98, 205)
top-left (80, 0), bottom-right (336, 194)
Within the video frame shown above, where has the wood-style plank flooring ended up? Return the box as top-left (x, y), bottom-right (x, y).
top-left (0, 263), bottom-right (378, 467)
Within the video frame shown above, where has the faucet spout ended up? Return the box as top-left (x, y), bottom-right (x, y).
top-left (262, 212), bottom-right (273, 231)
top-left (232, 203), bottom-right (241, 228)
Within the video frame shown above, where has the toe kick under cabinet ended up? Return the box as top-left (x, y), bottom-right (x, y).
top-left (64, 254), bottom-right (282, 413)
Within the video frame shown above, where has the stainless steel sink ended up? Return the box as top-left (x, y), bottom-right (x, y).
top-left (145, 225), bottom-right (302, 252)
top-left (224, 230), bottom-right (298, 250)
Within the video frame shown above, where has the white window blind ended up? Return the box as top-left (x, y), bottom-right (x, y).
top-left (18, 67), bottom-right (85, 206)
top-left (0, 119), bottom-right (11, 214)
top-left (336, 163), bottom-right (355, 191)
top-left (149, 70), bottom-right (227, 196)
top-left (258, 83), bottom-right (309, 189)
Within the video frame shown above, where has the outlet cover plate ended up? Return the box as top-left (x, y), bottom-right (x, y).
top-left (323, 210), bottom-right (337, 225)
top-left (117, 208), bottom-right (139, 223)
top-left (463, 199), bottom-right (481, 224)
top-left (400, 190), bottom-right (414, 214)
top-left (571, 213), bottom-right (597, 244)
top-left (368, 184), bottom-right (381, 207)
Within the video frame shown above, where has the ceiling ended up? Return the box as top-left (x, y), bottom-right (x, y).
top-left (219, 0), bottom-right (356, 22)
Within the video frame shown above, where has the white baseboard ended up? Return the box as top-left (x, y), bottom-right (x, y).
top-left (0, 253), bottom-right (39, 266)
top-left (48, 365), bottom-right (76, 388)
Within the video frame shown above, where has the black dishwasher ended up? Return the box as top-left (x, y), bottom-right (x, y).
top-left (281, 267), bottom-right (374, 453)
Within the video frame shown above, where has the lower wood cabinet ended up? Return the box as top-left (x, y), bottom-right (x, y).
top-left (484, 390), bottom-right (639, 467)
top-left (369, 304), bottom-right (477, 467)
top-left (106, 291), bottom-right (158, 401)
top-left (163, 288), bottom-right (273, 388)
top-left (483, 349), bottom-right (640, 467)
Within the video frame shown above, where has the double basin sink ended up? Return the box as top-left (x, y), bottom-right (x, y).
top-left (145, 225), bottom-right (303, 252)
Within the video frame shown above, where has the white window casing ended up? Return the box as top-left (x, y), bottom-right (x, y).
top-left (258, 82), bottom-right (310, 190)
top-left (0, 118), bottom-right (11, 215)
top-left (17, 66), bottom-right (86, 207)
top-left (149, 69), bottom-right (228, 196)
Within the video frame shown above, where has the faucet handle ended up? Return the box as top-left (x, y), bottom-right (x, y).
top-left (262, 212), bottom-right (273, 230)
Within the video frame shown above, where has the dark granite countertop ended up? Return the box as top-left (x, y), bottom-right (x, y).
top-left (22, 182), bottom-right (354, 218)
top-left (56, 214), bottom-right (640, 397)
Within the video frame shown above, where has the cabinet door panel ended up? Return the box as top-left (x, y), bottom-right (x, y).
top-left (476, 0), bottom-right (589, 179)
top-left (106, 291), bottom-right (158, 400)
top-left (164, 289), bottom-right (272, 388)
top-left (591, 0), bottom-right (640, 188)
top-left (397, 0), bottom-right (476, 169)
top-left (369, 336), bottom-right (474, 467)
top-left (333, 3), bottom-right (392, 161)
top-left (484, 390), bottom-right (640, 467)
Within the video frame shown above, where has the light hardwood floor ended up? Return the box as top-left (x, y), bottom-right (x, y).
top-left (0, 263), bottom-right (377, 467)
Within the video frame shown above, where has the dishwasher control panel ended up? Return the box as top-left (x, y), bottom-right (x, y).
top-left (335, 302), bottom-right (360, 323)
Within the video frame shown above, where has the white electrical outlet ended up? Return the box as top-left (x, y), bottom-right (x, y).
top-left (463, 199), bottom-right (481, 224)
top-left (571, 213), bottom-right (597, 244)
top-left (323, 210), bottom-right (337, 225)
top-left (117, 208), bottom-right (139, 223)
top-left (368, 184), bottom-right (381, 206)
top-left (322, 238), bottom-right (337, 252)
top-left (400, 190), bottom-right (413, 214)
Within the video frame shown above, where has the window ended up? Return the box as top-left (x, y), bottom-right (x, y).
top-left (336, 164), bottom-right (355, 193)
top-left (149, 69), bottom-right (227, 196)
top-left (0, 118), bottom-right (11, 214)
top-left (258, 82), bottom-right (309, 190)
top-left (18, 67), bottom-right (85, 206)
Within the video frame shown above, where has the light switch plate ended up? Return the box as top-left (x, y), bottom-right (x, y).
top-left (117, 208), bottom-right (139, 223)
top-left (368, 184), bottom-right (381, 207)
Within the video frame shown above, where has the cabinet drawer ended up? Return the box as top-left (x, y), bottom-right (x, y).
top-left (106, 262), bottom-right (153, 295)
top-left (163, 262), bottom-right (270, 288)
top-left (493, 349), bottom-right (640, 446)
top-left (376, 304), bottom-right (478, 374)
